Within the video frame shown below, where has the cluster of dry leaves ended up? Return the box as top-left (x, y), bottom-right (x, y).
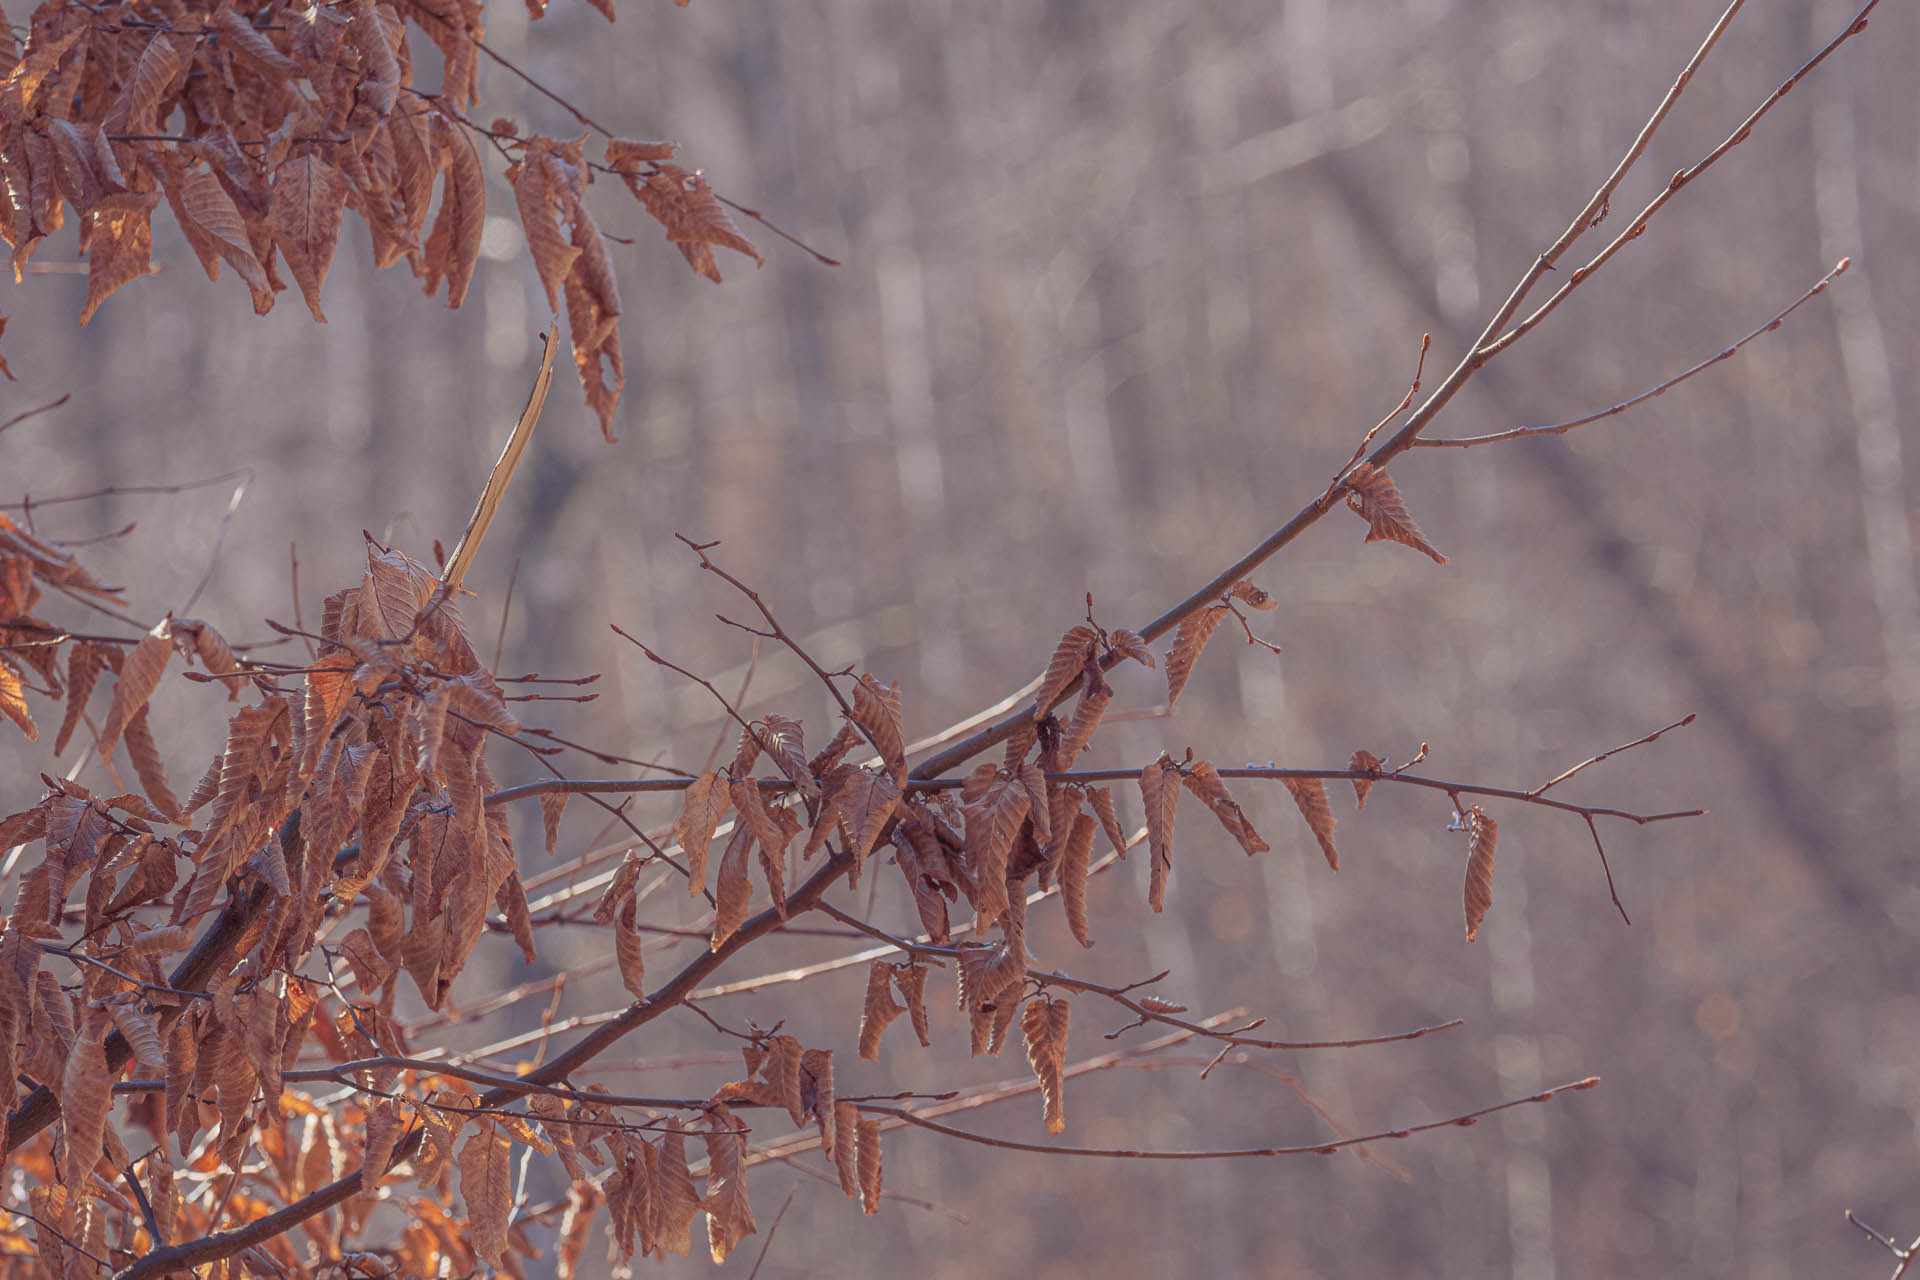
top-left (0, 0), bottom-right (761, 436)
top-left (0, 453), bottom-right (1499, 1275)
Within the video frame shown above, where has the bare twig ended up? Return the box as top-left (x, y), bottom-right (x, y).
top-left (860, 1077), bottom-right (1600, 1161)
top-left (1420, 262), bottom-right (1849, 448)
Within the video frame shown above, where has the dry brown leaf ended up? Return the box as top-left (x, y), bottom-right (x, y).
top-left (892, 962), bottom-right (931, 1047)
top-left (457, 1121), bottom-right (513, 1267)
top-left (271, 152), bottom-right (349, 322)
top-left (1059, 811), bottom-right (1097, 948)
top-left (623, 162), bottom-right (763, 282)
top-left (423, 114), bottom-right (486, 307)
top-left (1055, 657), bottom-right (1110, 767)
top-left (56, 1017), bottom-right (109, 1180)
top-left (851, 673), bottom-right (906, 783)
top-left (1139, 754), bottom-right (1181, 912)
top-left (728, 775), bottom-right (786, 867)
top-left (831, 1100), bottom-right (860, 1197)
top-left (1344, 462), bottom-right (1448, 564)
top-left (99, 620), bottom-right (170, 761)
top-left (213, 8), bottom-right (297, 75)
top-left (1284, 777), bottom-right (1340, 871)
top-left (1020, 996), bottom-right (1071, 1135)
top-left (122, 706), bottom-right (181, 822)
top-left (508, 141), bottom-right (582, 313)
top-left (710, 824), bottom-right (754, 950)
top-left (1110, 628), bottom-right (1156, 668)
top-left (605, 138), bottom-right (678, 169)
top-left (358, 1100), bottom-right (404, 1194)
top-left (857, 959), bottom-right (907, 1061)
top-left (762, 1034), bottom-right (805, 1127)
top-left (838, 769), bottom-right (900, 885)
top-left (1087, 785), bottom-right (1127, 861)
top-left (1229, 580), bottom-right (1279, 611)
top-left (78, 189), bottom-right (160, 325)
top-left (170, 167), bottom-right (273, 313)
top-left (538, 790), bottom-right (567, 856)
top-left (654, 1123), bottom-right (701, 1256)
top-left (856, 1116), bottom-right (883, 1214)
top-left (673, 772), bottom-right (730, 898)
top-left (1182, 759), bottom-right (1270, 856)
top-left (1164, 604), bottom-right (1230, 709)
top-left (1464, 804), bottom-right (1499, 941)
top-left (962, 766), bottom-right (1030, 926)
top-left (1349, 748), bottom-right (1384, 810)
top-left (701, 1105), bottom-right (756, 1263)
top-left (102, 30), bottom-right (191, 134)
top-left (0, 655), bottom-right (33, 740)
top-left (1033, 624), bottom-right (1097, 722)
top-left (614, 898), bottom-right (647, 1000)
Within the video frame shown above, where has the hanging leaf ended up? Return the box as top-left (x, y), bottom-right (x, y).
top-left (614, 898), bottom-right (647, 999)
top-left (423, 115), bottom-right (486, 308)
top-left (673, 772), bottom-right (730, 897)
top-left (1181, 759), bottom-right (1269, 856)
top-left (1033, 624), bottom-right (1097, 722)
top-left (1164, 604), bottom-right (1230, 708)
top-left (1087, 785), bottom-right (1128, 861)
top-left (1138, 754), bottom-right (1181, 912)
top-left (856, 1116), bottom-right (883, 1214)
top-left (1020, 996), bottom-right (1071, 1134)
top-left (710, 825), bottom-right (755, 950)
top-left (1344, 462), bottom-right (1448, 564)
top-left (857, 959), bottom-right (907, 1060)
top-left (851, 673), bottom-right (906, 783)
top-left (700, 1105), bottom-right (755, 1263)
top-left (79, 192), bottom-right (161, 325)
top-left (621, 162), bottom-right (763, 283)
top-left (1058, 811), bottom-right (1097, 947)
top-left (1284, 777), bottom-right (1340, 870)
top-left (892, 963), bottom-right (931, 1047)
top-left (270, 152), bottom-right (350, 322)
top-left (1349, 748), bottom-right (1384, 810)
top-left (1463, 804), bottom-right (1499, 941)
top-left (99, 620), bottom-right (171, 760)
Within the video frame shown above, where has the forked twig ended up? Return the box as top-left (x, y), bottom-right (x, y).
top-left (1421, 262), bottom-right (1850, 448)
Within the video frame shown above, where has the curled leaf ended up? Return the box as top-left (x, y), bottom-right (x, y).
top-left (1349, 748), bottom-right (1383, 810)
top-left (1344, 463), bottom-right (1448, 564)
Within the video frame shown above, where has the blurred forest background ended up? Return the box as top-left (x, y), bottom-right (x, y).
top-left (5, 0), bottom-right (1918, 1275)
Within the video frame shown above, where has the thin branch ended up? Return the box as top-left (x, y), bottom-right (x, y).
top-left (860, 1077), bottom-right (1600, 1161)
top-left (1420, 262), bottom-right (1849, 448)
top-left (904, 0), bottom-right (1874, 785)
top-left (1529, 714), bottom-right (1698, 797)
top-left (1476, 2), bottom-right (1879, 361)
top-left (181, 478), bottom-right (248, 615)
top-left (2, 468), bottom-right (254, 512)
top-left (0, 393), bottom-right (71, 436)
top-left (1846, 1210), bottom-right (1920, 1280)
top-left (675, 535), bottom-right (865, 734)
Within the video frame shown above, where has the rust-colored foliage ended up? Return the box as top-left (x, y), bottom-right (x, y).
top-left (1343, 463), bottom-right (1448, 564)
top-left (0, 0), bottom-right (754, 436)
top-left (1463, 805), bottom-right (1499, 941)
